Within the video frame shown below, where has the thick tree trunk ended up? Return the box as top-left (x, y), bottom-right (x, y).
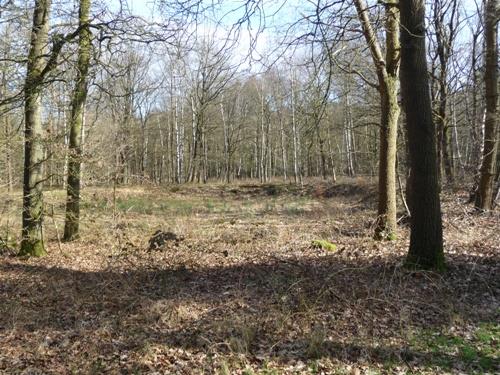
top-left (400, 0), bottom-right (444, 270)
top-left (20, 0), bottom-right (52, 256)
top-left (475, 0), bottom-right (498, 210)
top-left (64, 0), bottom-right (91, 241)
top-left (354, 0), bottom-right (400, 240)
top-left (376, 80), bottom-right (399, 240)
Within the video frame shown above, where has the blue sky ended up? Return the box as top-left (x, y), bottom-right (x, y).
top-left (118, 0), bottom-right (479, 68)
top-left (125, 0), bottom-right (480, 19)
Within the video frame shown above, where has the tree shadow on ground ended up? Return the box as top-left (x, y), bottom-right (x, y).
top-left (0, 253), bottom-right (498, 373)
top-left (202, 181), bottom-right (378, 200)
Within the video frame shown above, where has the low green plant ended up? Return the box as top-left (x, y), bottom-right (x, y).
top-left (311, 240), bottom-right (337, 252)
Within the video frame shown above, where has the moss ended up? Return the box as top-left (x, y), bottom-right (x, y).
top-left (404, 253), bottom-right (446, 272)
top-left (19, 239), bottom-right (46, 257)
top-left (311, 240), bottom-right (337, 252)
top-left (374, 227), bottom-right (397, 241)
top-left (387, 232), bottom-right (397, 241)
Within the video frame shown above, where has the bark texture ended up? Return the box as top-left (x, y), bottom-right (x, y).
top-left (475, 0), bottom-right (499, 210)
top-left (20, 0), bottom-right (52, 256)
top-left (64, 0), bottom-right (92, 241)
top-left (400, 0), bottom-right (445, 270)
top-left (354, 0), bottom-right (400, 240)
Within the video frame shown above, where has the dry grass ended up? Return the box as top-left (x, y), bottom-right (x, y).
top-left (0, 179), bottom-right (498, 374)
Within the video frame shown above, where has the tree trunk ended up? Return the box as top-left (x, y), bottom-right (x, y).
top-left (21, 0), bottom-right (53, 256)
top-left (260, 84), bottom-right (266, 183)
top-left (220, 101), bottom-right (231, 183)
top-left (279, 113), bottom-right (287, 181)
top-left (475, 0), bottom-right (498, 210)
top-left (376, 80), bottom-right (399, 240)
top-left (354, 0), bottom-right (400, 240)
top-left (290, 69), bottom-right (301, 185)
top-left (4, 113), bottom-right (13, 192)
top-left (64, 0), bottom-right (91, 241)
top-left (343, 83), bottom-right (356, 177)
top-left (175, 95), bottom-right (183, 183)
top-left (400, 0), bottom-right (444, 270)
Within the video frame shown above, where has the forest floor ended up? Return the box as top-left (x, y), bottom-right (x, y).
top-left (0, 179), bottom-right (498, 374)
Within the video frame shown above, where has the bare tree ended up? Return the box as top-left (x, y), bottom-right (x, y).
top-left (20, 0), bottom-right (52, 256)
top-left (186, 36), bottom-right (236, 183)
top-left (64, 0), bottom-right (92, 241)
top-left (429, 0), bottom-right (460, 185)
top-left (353, 0), bottom-right (400, 240)
top-left (475, 0), bottom-right (498, 210)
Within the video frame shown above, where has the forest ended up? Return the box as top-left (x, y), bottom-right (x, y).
top-left (0, 0), bottom-right (498, 373)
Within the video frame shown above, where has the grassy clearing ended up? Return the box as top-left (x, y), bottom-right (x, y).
top-left (0, 180), bottom-right (498, 374)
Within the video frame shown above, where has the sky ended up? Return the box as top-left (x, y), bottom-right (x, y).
top-left (109, 0), bottom-right (480, 72)
top-left (124, 0), bottom-right (481, 18)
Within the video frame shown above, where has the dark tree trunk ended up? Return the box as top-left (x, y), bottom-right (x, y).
top-left (400, 0), bottom-right (445, 270)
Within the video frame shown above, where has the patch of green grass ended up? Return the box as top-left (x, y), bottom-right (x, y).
top-left (475, 322), bottom-right (499, 344)
top-left (116, 196), bottom-right (151, 213)
top-left (164, 200), bottom-right (194, 215)
top-left (111, 196), bottom-right (196, 215)
top-left (460, 344), bottom-right (478, 362)
top-left (409, 324), bottom-right (499, 373)
top-left (202, 199), bottom-right (233, 214)
top-left (205, 199), bottom-right (216, 212)
top-left (279, 197), bottom-right (313, 216)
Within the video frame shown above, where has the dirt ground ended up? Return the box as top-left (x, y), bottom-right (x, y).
top-left (0, 179), bottom-right (498, 374)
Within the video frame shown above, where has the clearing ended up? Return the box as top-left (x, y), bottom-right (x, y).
top-left (0, 179), bottom-right (498, 374)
